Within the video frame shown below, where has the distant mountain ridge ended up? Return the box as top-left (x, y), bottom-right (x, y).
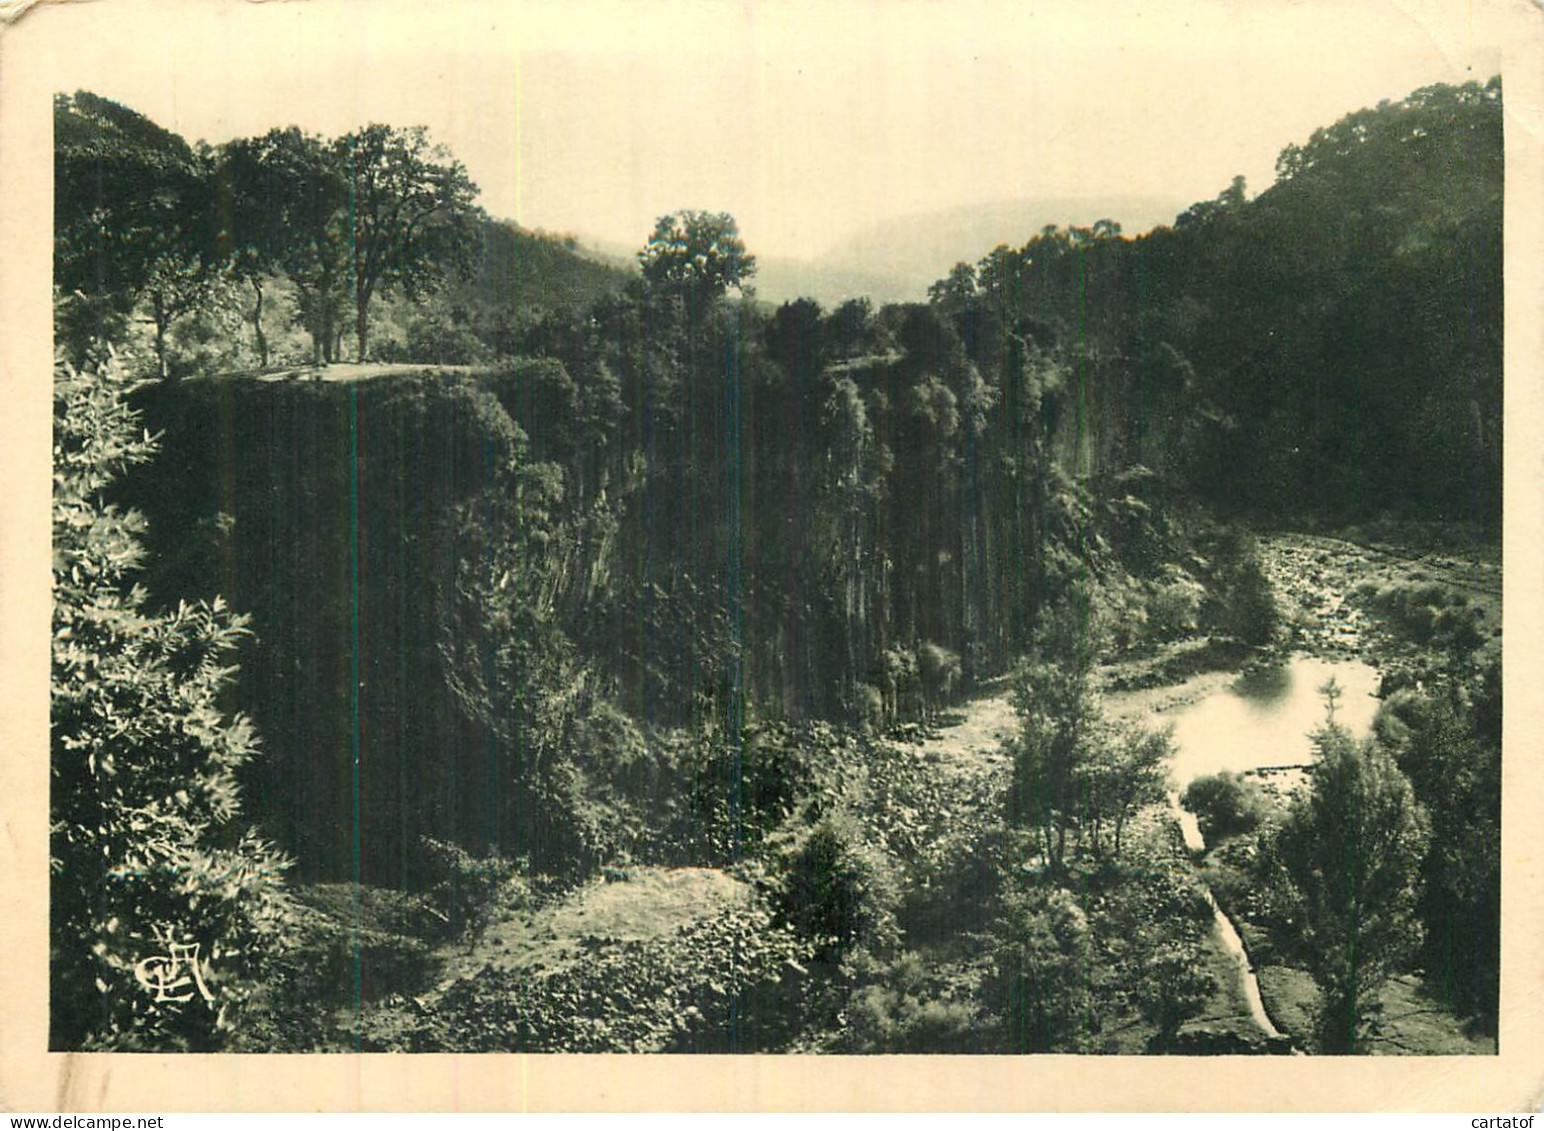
top-left (791, 195), bottom-right (1189, 305)
top-left (571, 196), bottom-right (1188, 307)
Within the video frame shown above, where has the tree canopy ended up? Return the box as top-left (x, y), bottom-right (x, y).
top-left (340, 124), bottom-right (481, 359)
top-left (1275, 710), bottom-right (1429, 1053)
top-left (638, 209), bottom-right (757, 316)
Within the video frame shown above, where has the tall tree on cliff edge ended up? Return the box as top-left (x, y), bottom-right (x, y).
top-left (340, 124), bottom-right (481, 361)
top-left (216, 128), bottom-right (353, 366)
top-left (51, 350), bottom-right (293, 1049)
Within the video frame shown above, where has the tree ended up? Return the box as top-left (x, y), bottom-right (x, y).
top-left (55, 92), bottom-right (225, 379)
top-left (217, 128), bottom-right (355, 364)
top-left (341, 124), bottom-right (481, 360)
top-left (1005, 589), bottom-right (1103, 865)
top-left (1376, 672), bottom-right (1501, 1030)
top-left (780, 817), bottom-right (899, 962)
top-left (637, 210), bottom-right (757, 319)
top-left (927, 261), bottom-right (978, 316)
top-left (1005, 656), bottom-right (1101, 870)
top-left (1093, 724), bottom-right (1173, 857)
top-left (51, 351), bottom-right (292, 1049)
top-left (988, 887), bottom-right (1093, 1052)
top-left (221, 131), bottom-right (343, 365)
top-left (1275, 713), bottom-right (1429, 1052)
top-left (822, 297), bottom-right (885, 360)
top-left (1136, 940), bottom-right (1217, 1050)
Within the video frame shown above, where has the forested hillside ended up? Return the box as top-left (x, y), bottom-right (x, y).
top-left (935, 78), bottom-right (1502, 524)
top-left (52, 80), bottom-right (1502, 1054)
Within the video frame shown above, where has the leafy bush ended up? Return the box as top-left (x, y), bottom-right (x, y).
top-left (778, 815), bottom-right (900, 961)
top-left (419, 837), bottom-right (526, 935)
top-left (985, 886), bottom-right (1094, 1052)
top-left (841, 951), bottom-right (986, 1053)
top-left (1135, 941), bottom-right (1219, 1049)
top-left (1203, 531), bottom-right (1279, 646)
top-left (1182, 771), bottom-right (1270, 845)
top-left (916, 642), bottom-right (962, 719)
top-left (404, 313), bottom-right (492, 364)
top-left (898, 826), bottom-right (1010, 939)
top-left (1356, 581), bottom-right (1485, 655)
top-left (1273, 722), bottom-right (1429, 1053)
top-left (1147, 568), bottom-right (1207, 640)
top-left (51, 353), bottom-right (293, 1050)
top-left (1376, 675), bottom-right (1501, 1031)
top-left (236, 883), bottom-right (444, 1051)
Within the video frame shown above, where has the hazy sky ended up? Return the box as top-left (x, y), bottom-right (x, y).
top-left (31, 0), bottom-right (1507, 261)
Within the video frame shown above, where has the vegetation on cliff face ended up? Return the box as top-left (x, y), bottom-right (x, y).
top-left (51, 78), bottom-right (1502, 1052)
top-left (51, 353), bottom-right (293, 1050)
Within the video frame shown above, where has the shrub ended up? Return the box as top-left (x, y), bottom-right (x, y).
top-left (51, 353), bottom-right (293, 1050)
top-left (841, 951), bottom-right (985, 1053)
top-left (1181, 771), bottom-right (1270, 845)
top-left (1204, 532), bottom-right (1279, 646)
top-left (1358, 582), bottom-right (1485, 655)
top-left (1136, 941), bottom-right (1218, 1050)
top-left (916, 642), bottom-right (962, 719)
top-left (986, 886), bottom-right (1094, 1052)
top-left (1148, 570), bottom-right (1207, 640)
top-left (385, 899), bottom-right (815, 1052)
top-left (419, 837), bottom-right (526, 935)
top-left (778, 815), bottom-right (900, 961)
top-left (852, 683), bottom-right (885, 731)
top-left (405, 312), bottom-right (491, 364)
top-left (1274, 722), bottom-right (1429, 1053)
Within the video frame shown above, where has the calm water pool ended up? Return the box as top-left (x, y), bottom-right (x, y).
top-left (1166, 655), bottom-right (1380, 788)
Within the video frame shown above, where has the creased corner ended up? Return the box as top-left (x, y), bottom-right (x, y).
top-left (0, 0), bottom-right (97, 29)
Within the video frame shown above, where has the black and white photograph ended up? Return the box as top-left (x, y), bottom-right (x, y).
top-left (3, 0), bottom-right (1543, 1112)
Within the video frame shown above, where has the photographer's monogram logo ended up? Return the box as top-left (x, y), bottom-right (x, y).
top-left (133, 939), bottom-right (214, 1004)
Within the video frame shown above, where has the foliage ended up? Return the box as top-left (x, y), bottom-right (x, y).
top-left (216, 127), bottom-right (354, 364)
top-left (1004, 658), bottom-right (1101, 867)
top-left (638, 209), bottom-right (757, 316)
top-left (778, 815), bottom-right (900, 962)
top-left (1081, 823), bottom-right (1218, 1048)
top-left (1355, 580), bottom-right (1486, 657)
top-left (937, 79), bottom-right (1502, 528)
top-left (1203, 531), bottom-right (1280, 646)
top-left (340, 124), bottom-right (482, 359)
top-left (381, 899), bottom-right (815, 1052)
top-left (840, 951), bottom-right (987, 1053)
top-left (233, 882), bottom-right (448, 1052)
top-left (916, 642), bottom-right (963, 721)
top-left (55, 93), bottom-right (225, 377)
top-left (985, 886), bottom-right (1095, 1052)
top-left (401, 308), bottom-right (494, 365)
top-left (56, 85), bottom-right (1504, 1067)
top-left (1374, 668), bottom-right (1501, 1030)
top-left (51, 352), bottom-right (293, 1050)
top-left (1136, 941), bottom-right (1219, 1049)
top-left (1273, 715), bottom-right (1429, 1052)
top-left (1181, 771), bottom-right (1270, 845)
top-left (1005, 618), bottom-right (1171, 865)
top-left (418, 838), bottom-right (525, 936)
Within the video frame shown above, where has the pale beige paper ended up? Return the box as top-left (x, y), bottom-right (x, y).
top-left (1, 0), bottom-right (1541, 1112)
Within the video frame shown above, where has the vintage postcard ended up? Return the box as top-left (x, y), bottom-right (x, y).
top-left (2, 0), bottom-right (1542, 1112)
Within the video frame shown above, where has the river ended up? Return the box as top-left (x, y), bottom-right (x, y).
top-left (1144, 653), bottom-right (1380, 1047)
top-left (1154, 655), bottom-right (1380, 853)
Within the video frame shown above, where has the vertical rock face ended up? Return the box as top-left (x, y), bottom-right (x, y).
top-left (128, 373), bottom-right (526, 886)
